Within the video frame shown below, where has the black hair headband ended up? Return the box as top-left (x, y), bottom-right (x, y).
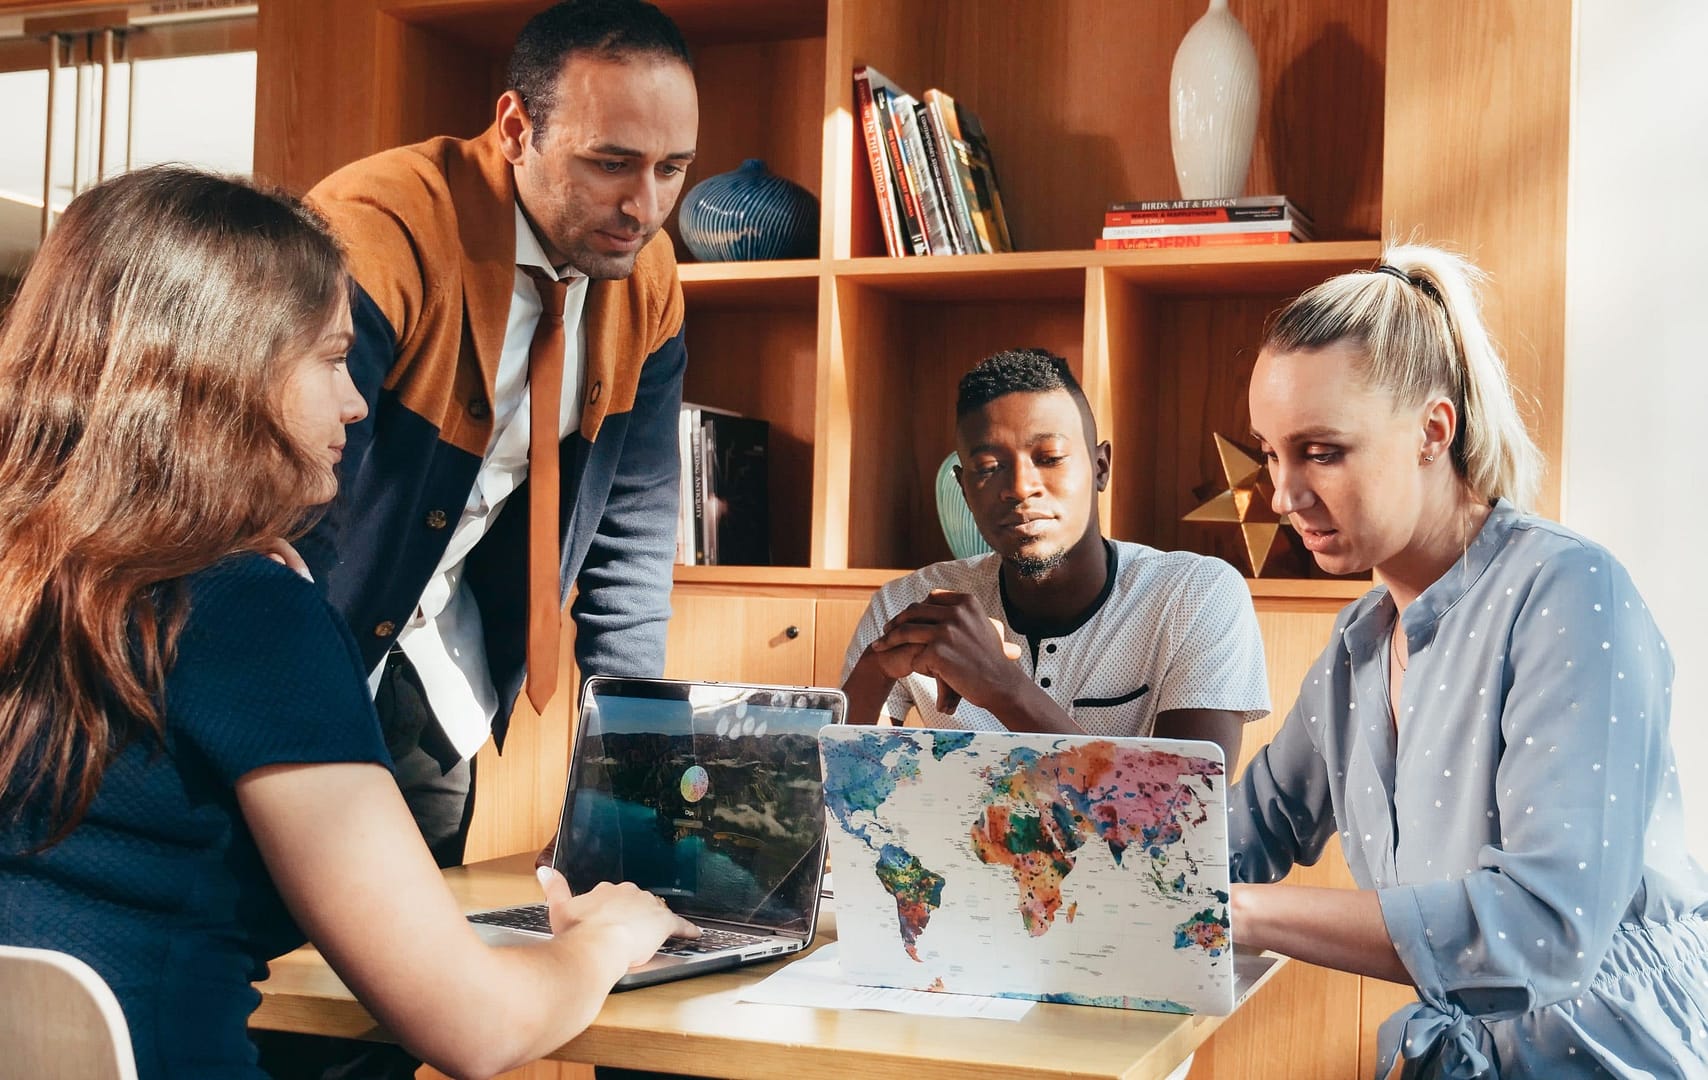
top-left (1374, 263), bottom-right (1443, 303)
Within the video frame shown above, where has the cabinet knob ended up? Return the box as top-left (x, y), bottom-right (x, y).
top-left (784, 624), bottom-right (801, 639)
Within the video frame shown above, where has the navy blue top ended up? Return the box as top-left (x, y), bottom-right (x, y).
top-left (0, 554), bottom-right (390, 1079)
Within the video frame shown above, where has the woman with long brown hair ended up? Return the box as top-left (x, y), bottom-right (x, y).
top-left (0, 167), bottom-right (694, 1080)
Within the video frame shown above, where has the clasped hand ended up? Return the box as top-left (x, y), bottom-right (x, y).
top-left (866, 590), bottom-right (1024, 713)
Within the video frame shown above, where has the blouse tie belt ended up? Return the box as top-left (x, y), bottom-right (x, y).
top-left (1377, 998), bottom-right (1496, 1079)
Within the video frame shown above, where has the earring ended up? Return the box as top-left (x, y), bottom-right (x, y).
top-left (1422, 453), bottom-right (1436, 463)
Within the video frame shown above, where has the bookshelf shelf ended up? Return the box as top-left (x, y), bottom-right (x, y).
top-left (831, 241), bottom-right (1385, 300)
top-left (1098, 240), bottom-right (1384, 293)
top-left (833, 253), bottom-right (1089, 301)
top-left (679, 259), bottom-right (821, 308)
top-left (673, 563), bottom-right (1369, 606)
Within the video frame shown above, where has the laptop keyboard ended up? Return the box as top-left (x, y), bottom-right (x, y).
top-left (469, 904), bottom-right (552, 934)
top-left (656, 926), bottom-right (768, 956)
top-left (468, 905), bottom-right (769, 957)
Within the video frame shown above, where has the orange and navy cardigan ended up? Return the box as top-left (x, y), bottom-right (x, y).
top-left (305, 126), bottom-right (686, 747)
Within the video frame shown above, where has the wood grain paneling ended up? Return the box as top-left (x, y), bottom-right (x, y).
top-left (464, 616), bottom-right (577, 865)
top-left (254, 0), bottom-right (386, 189)
top-left (664, 594), bottom-right (817, 684)
top-left (813, 596), bottom-right (870, 686)
top-left (1382, 0), bottom-right (1571, 518)
top-left (1360, 978), bottom-right (1421, 1080)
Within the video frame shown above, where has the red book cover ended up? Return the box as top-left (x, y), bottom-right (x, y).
top-left (853, 66), bottom-right (907, 257)
top-left (1105, 206), bottom-right (1288, 227)
top-left (1094, 232), bottom-right (1296, 250)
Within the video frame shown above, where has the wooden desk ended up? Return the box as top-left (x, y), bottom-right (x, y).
top-left (253, 853), bottom-right (1284, 1080)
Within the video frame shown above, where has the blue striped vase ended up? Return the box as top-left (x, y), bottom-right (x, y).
top-left (678, 159), bottom-right (819, 262)
top-left (936, 452), bottom-right (992, 560)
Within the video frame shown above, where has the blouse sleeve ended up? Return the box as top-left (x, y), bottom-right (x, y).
top-left (167, 556), bottom-right (391, 784)
top-left (1227, 632), bottom-right (1342, 884)
top-left (1376, 542), bottom-right (1673, 1019)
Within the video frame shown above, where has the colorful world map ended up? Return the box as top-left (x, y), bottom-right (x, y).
top-left (821, 729), bottom-right (1234, 1014)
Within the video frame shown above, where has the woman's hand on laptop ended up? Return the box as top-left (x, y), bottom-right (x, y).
top-left (536, 866), bottom-right (700, 968)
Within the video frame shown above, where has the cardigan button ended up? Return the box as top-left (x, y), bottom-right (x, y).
top-left (425, 510), bottom-right (448, 529)
top-left (467, 397), bottom-right (490, 421)
top-left (373, 621), bottom-right (396, 638)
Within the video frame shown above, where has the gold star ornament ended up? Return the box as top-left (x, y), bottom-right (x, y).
top-left (1182, 433), bottom-right (1291, 576)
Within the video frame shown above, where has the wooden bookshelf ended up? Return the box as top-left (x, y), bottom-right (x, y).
top-left (254, 3), bottom-right (1570, 1075)
top-left (255, 0), bottom-right (1565, 588)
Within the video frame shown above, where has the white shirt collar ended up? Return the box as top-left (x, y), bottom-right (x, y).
top-left (513, 203), bottom-right (584, 283)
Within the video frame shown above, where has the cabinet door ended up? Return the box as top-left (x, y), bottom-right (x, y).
top-left (664, 594), bottom-right (817, 685)
top-left (812, 598), bottom-right (871, 688)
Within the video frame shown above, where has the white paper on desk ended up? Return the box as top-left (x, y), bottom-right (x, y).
top-left (736, 943), bottom-right (1035, 1021)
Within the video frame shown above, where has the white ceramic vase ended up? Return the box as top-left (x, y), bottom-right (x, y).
top-left (1169, 0), bottom-right (1260, 199)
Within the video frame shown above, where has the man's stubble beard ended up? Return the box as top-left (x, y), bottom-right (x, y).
top-left (1008, 548), bottom-right (1068, 581)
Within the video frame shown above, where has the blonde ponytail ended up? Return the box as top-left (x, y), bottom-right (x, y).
top-left (1262, 242), bottom-right (1542, 509)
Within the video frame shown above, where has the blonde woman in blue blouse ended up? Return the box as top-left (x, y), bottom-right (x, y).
top-left (1230, 244), bottom-right (1708, 1078)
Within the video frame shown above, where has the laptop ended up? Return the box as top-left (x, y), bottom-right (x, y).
top-left (819, 726), bottom-right (1246, 1015)
top-left (469, 676), bottom-right (844, 988)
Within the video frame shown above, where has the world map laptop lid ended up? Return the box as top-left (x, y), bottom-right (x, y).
top-left (819, 726), bottom-right (1235, 1015)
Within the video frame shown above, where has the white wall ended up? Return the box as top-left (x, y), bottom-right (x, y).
top-left (1565, 0), bottom-right (1708, 858)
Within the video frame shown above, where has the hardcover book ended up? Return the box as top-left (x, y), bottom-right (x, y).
top-left (872, 85), bottom-right (927, 256)
top-left (1101, 219), bottom-right (1298, 240)
top-left (853, 65), bottom-right (909, 257)
top-left (894, 92), bottom-right (956, 255)
top-left (923, 88), bottom-right (1013, 254)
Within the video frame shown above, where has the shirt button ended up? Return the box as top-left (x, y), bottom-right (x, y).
top-left (467, 397), bottom-right (490, 421)
top-left (425, 510), bottom-right (448, 529)
top-left (1046, 643), bottom-right (1057, 654)
top-left (373, 621), bottom-right (396, 638)
top-left (1040, 677), bottom-right (1052, 689)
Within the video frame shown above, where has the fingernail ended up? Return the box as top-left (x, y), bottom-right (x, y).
top-left (536, 866), bottom-right (554, 890)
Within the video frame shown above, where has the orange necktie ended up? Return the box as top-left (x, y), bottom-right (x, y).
top-left (525, 270), bottom-right (569, 713)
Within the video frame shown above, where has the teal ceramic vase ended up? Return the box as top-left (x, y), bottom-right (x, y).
top-left (678, 159), bottom-right (819, 262)
top-left (935, 452), bottom-right (992, 559)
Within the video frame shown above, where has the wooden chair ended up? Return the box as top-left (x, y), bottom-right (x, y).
top-left (0, 945), bottom-right (137, 1080)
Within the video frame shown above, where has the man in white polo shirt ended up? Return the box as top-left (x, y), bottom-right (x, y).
top-left (841, 348), bottom-right (1269, 766)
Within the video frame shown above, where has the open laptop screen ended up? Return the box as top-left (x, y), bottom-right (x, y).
top-left (555, 679), bottom-right (837, 935)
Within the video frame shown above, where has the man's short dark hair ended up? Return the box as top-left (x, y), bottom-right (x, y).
top-left (955, 348), bottom-right (1093, 432)
top-left (508, 0), bottom-right (692, 135)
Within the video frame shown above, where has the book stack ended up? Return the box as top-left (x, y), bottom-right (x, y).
top-left (1093, 196), bottom-right (1314, 250)
top-left (854, 65), bottom-right (1014, 257)
top-left (676, 404), bottom-right (770, 566)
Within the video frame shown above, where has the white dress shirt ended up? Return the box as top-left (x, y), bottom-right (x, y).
top-left (371, 204), bottom-right (589, 760)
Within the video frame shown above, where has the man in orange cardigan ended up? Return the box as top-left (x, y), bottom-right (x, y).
top-left (267, 4), bottom-right (696, 1072)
